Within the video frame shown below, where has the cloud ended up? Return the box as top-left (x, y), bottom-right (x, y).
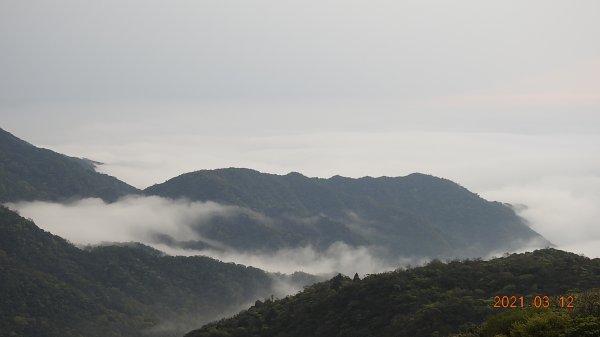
top-left (6, 195), bottom-right (239, 246)
top-left (6, 196), bottom-right (425, 276)
top-left (154, 242), bottom-right (425, 277)
top-left (80, 130), bottom-right (600, 215)
top-left (483, 236), bottom-right (553, 261)
top-left (2, 1), bottom-right (599, 105)
top-left (7, 128), bottom-right (600, 262)
top-left (5, 107), bottom-right (595, 191)
top-left (482, 174), bottom-right (600, 258)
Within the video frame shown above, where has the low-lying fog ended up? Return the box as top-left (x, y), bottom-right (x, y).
top-left (8, 184), bottom-right (600, 278)
top-left (3, 0), bottom-right (599, 273)
top-left (6, 120), bottom-right (599, 263)
top-left (7, 195), bottom-right (426, 276)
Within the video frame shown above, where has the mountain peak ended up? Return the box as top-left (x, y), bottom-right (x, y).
top-left (0, 128), bottom-right (138, 202)
top-left (144, 167), bottom-right (548, 258)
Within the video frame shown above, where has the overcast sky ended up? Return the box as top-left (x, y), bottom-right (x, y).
top-left (1, 1), bottom-right (600, 257)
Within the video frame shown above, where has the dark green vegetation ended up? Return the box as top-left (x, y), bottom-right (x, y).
top-left (186, 249), bottom-right (600, 337)
top-left (0, 206), bottom-right (318, 337)
top-left (0, 128), bottom-right (138, 202)
top-left (0, 127), bottom-right (549, 259)
top-left (451, 289), bottom-right (600, 337)
top-left (2, 128), bottom-right (573, 337)
top-left (145, 168), bottom-right (548, 257)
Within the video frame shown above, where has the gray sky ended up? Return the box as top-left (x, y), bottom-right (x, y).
top-left (1, 1), bottom-right (600, 257)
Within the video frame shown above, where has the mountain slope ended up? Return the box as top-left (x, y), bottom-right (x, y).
top-left (450, 290), bottom-right (600, 337)
top-left (185, 249), bottom-right (600, 337)
top-left (144, 168), bottom-right (548, 258)
top-left (0, 127), bottom-right (547, 259)
top-left (0, 128), bottom-right (138, 202)
top-left (0, 206), bottom-right (316, 337)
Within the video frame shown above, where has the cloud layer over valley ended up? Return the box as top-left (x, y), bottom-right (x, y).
top-left (2, 0), bottom-right (598, 269)
top-left (482, 174), bottom-right (600, 259)
top-left (7, 195), bottom-right (416, 276)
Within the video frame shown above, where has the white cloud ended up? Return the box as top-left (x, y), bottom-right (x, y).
top-left (6, 196), bottom-right (238, 246)
top-left (154, 242), bottom-right (425, 277)
top-left (6, 195), bottom-right (428, 276)
top-left (6, 120), bottom-right (599, 262)
top-left (2, 1), bottom-right (599, 104)
top-left (49, 126), bottom-right (600, 192)
top-left (482, 174), bottom-right (600, 258)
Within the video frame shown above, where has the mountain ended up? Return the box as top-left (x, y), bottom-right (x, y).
top-left (144, 168), bottom-right (549, 258)
top-left (0, 127), bottom-right (138, 202)
top-left (185, 249), bottom-right (600, 337)
top-left (0, 206), bottom-right (320, 337)
top-left (0, 127), bottom-right (548, 259)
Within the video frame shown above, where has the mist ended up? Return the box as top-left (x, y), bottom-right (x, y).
top-left (153, 242), bottom-right (423, 277)
top-left (1, 1), bottom-right (599, 335)
top-left (7, 196), bottom-right (240, 246)
top-left (7, 195), bottom-right (421, 276)
top-left (10, 128), bottom-right (597, 260)
top-left (7, 165), bottom-right (600, 279)
top-left (2, 0), bottom-right (598, 263)
top-left (482, 174), bottom-right (600, 258)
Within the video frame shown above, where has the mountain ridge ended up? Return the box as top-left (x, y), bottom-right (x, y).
top-left (143, 167), bottom-right (549, 258)
top-left (0, 205), bottom-right (319, 337)
top-left (0, 127), bottom-right (138, 202)
top-left (185, 248), bottom-right (600, 337)
top-left (1, 128), bottom-right (550, 258)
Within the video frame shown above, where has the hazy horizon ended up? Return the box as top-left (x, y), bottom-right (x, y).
top-left (2, 1), bottom-right (599, 261)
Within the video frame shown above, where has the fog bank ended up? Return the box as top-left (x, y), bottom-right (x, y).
top-left (7, 196), bottom-right (420, 276)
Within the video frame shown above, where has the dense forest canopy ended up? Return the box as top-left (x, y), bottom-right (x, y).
top-left (1, 128), bottom-right (549, 261)
top-left (1, 128), bottom-right (583, 337)
top-left (0, 206), bottom-right (319, 337)
top-left (0, 128), bottom-right (137, 202)
top-left (144, 168), bottom-right (549, 258)
top-left (186, 249), bottom-right (600, 337)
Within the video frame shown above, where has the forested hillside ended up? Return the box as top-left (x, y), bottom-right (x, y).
top-left (145, 168), bottom-right (549, 257)
top-left (0, 128), bottom-right (137, 202)
top-left (0, 206), bottom-right (317, 337)
top-left (0, 128), bottom-right (550, 260)
top-left (451, 289), bottom-right (600, 337)
top-left (186, 249), bottom-right (600, 337)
